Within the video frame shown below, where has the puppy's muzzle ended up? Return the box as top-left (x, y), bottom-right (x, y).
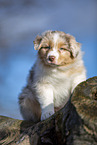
top-left (48, 56), bottom-right (55, 62)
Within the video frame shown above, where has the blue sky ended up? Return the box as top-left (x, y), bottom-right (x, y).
top-left (0, 0), bottom-right (97, 119)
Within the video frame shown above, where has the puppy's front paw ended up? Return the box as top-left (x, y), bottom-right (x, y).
top-left (41, 111), bottom-right (54, 121)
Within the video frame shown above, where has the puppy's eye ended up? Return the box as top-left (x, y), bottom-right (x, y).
top-left (60, 48), bottom-right (64, 50)
top-left (41, 46), bottom-right (50, 49)
top-left (45, 46), bottom-right (50, 49)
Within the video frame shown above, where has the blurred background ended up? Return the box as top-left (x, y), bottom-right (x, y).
top-left (0, 0), bottom-right (97, 120)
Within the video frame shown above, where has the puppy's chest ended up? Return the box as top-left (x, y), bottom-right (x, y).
top-left (36, 68), bottom-right (72, 91)
top-left (52, 77), bottom-right (71, 105)
top-left (43, 72), bottom-right (71, 98)
top-left (34, 66), bottom-right (72, 102)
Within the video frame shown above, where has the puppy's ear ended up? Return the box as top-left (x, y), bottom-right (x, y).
top-left (66, 34), bottom-right (81, 58)
top-left (33, 35), bottom-right (42, 50)
top-left (70, 41), bottom-right (81, 58)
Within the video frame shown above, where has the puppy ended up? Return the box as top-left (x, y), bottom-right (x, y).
top-left (19, 30), bottom-right (86, 122)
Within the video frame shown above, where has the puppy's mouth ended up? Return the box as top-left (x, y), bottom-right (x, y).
top-left (47, 61), bottom-right (58, 66)
top-left (46, 57), bottom-right (59, 66)
top-left (46, 57), bottom-right (68, 67)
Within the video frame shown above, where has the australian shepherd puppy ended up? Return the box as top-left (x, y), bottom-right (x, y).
top-left (19, 30), bottom-right (86, 122)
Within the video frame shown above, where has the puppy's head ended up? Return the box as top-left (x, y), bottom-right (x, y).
top-left (33, 31), bottom-right (81, 67)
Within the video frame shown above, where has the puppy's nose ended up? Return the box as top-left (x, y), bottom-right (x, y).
top-left (48, 56), bottom-right (55, 62)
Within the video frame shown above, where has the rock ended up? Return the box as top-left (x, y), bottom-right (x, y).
top-left (0, 77), bottom-right (97, 145)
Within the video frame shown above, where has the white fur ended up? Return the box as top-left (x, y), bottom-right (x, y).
top-left (19, 56), bottom-right (86, 121)
top-left (33, 57), bottom-right (86, 120)
top-left (53, 33), bottom-right (59, 44)
top-left (71, 70), bottom-right (86, 93)
top-left (47, 47), bottom-right (59, 61)
top-left (47, 33), bottom-right (60, 63)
